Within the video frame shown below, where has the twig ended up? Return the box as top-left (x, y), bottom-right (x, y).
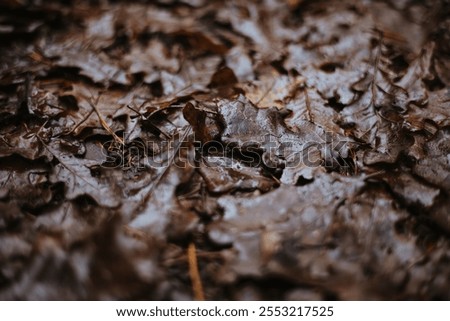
top-left (126, 104), bottom-right (146, 118)
top-left (129, 126), bottom-right (192, 221)
top-left (188, 242), bottom-right (205, 301)
top-left (60, 109), bottom-right (94, 137)
top-left (87, 96), bottom-right (124, 145)
top-left (146, 126), bottom-right (191, 196)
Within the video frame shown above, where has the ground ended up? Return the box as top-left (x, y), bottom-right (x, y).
top-left (0, 0), bottom-right (449, 300)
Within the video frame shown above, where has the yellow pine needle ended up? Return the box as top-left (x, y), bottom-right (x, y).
top-left (188, 242), bottom-right (205, 301)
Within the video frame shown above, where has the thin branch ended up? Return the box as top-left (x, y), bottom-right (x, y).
top-left (146, 126), bottom-right (192, 197)
top-left (129, 125), bottom-right (192, 221)
top-left (86, 96), bottom-right (124, 145)
top-left (60, 109), bottom-right (95, 137)
top-left (188, 242), bottom-right (205, 301)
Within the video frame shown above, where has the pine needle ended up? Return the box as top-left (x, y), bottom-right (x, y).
top-left (87, 97), bottom-right (124, 145)
top-left (187, 242), bottom-right (205, 301)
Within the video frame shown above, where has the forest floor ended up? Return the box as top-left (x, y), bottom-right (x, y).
top-left (0, 0), bottom-right (449, 300)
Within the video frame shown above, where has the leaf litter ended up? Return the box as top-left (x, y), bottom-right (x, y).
top-left (0, 0), bottom-right (449, 300)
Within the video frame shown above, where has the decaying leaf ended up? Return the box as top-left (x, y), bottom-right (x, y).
top-left (0, 0), bottom-right (449, 300)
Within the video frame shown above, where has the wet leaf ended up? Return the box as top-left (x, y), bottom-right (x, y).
top-left (46, 141), bottom-right (122, 208)
top-left (0, 0), bottom-right (449, 301)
